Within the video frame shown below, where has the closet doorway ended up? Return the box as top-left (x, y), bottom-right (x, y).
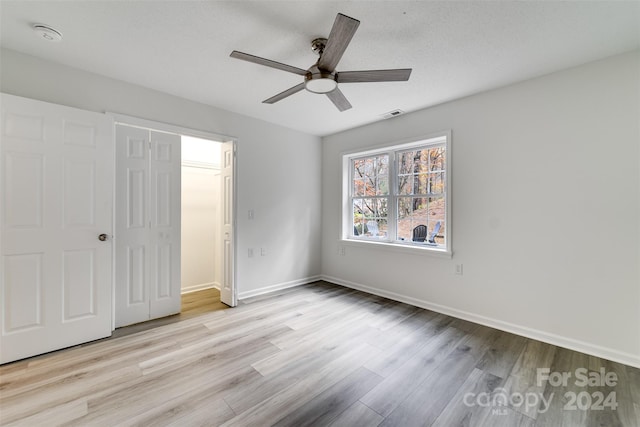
top-left (180, 136), bottom-right (226, 314)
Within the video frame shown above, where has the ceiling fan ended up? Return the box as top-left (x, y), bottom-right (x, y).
top-left (230, 13), bottom-right (412, 112)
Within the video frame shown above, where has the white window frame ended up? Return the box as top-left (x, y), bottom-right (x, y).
top-left (341, 131), bottom-right (452, 257)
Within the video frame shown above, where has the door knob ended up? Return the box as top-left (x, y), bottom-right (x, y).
top-left (98, 234), bottom-right (108, 241)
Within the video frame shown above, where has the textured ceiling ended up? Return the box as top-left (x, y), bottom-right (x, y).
top-left (1, 1), bottom-right (639, 136)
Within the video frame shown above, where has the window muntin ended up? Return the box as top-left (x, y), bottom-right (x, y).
top-left (346, 134), bottom-right (449, 252)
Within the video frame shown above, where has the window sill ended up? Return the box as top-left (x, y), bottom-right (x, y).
top-left (340, 238), bottom-right (453, 258)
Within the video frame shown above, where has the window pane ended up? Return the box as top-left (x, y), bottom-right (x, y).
top-left (353, 159), bottom-right (365, 179)
top-left (418, 150), bottom-right (429, 173)
top-left (398, 174), bottom-right (412, 195)
top-left (414, 174), bottom-right (429, 195)
top-left (427, 196), bottom-right (445, 221)
top-left (353, 178), bottom-right (365, 196)
top-left (398, 152), bottom-right (412, 172)
top-left (363, 157), bottom-right (374, 178)
top-left (427, 196), bottom-right (445, 245)
top-left (427, 172), bottom-right (445, 194)
top-left (364, 178), bottom-right (376, 196)
top-left (397, 196), bottom-right (430, 241)
top-left (377, 155), bottom-right (389, 177)
top-left (353, 199), bottom-right (363, 235)
top-left (377, 177), bottom-right (388, 196)
top-left (428, 220), bottom-right (445, 245)
top-left (362, 198), bottom-right (375, 218)
top-left (429, 147), bottom-right (445, 171)
top-left (398, 197), bottom-right (412, 220)
top-left (377, 198), bottom-right (388, 219)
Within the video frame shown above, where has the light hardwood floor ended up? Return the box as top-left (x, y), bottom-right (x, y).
top-left (1, 281), bottom-right (638, 426)
top-left (111, 288), bottom-right (229, 339)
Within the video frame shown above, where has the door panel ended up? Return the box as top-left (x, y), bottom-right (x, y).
top-left (64, 159), bottom-right (96, 227)
top-left (1, 93), bottom-right (113, 364)
top-left (4, 152), bottom-right (43, 228)
top-left (63, 249), bottom-right (96, 320)
top-left (128, 245), bottom-right (146, 303)
top-left (3, 253), bottom-right (43, 332)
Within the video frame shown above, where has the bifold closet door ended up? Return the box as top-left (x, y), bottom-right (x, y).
top-left (219, 141), bottom-right (236, 307)
top-left (0, 93), bottom-right (113, 363)
top-left (115, 124), bottom-right (180, 327)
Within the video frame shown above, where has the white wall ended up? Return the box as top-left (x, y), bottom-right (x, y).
top-left (0, 48), bottom-right (323, 297)
top-left (321, 51), bottom-right (640, 367)
top-left (181, 164), bottom-right (220, 293)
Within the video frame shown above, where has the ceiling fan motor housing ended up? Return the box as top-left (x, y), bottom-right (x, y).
top-left (311, 38), bottom-right (328, 55)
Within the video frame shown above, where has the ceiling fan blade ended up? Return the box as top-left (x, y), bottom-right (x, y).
top-left (230, 51), bottom-right (307, 76)
top-left (326, 88), bottom-right (352, 112)
top-left (337, 69), bottom-right (412, 83)
top-left (263, 83), bottom-right (306, 104)
top-left (318, 13), bottom-right (360, 73)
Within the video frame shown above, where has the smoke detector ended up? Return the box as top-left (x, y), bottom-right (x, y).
top-left (32, 24), bottom-right (63, 42)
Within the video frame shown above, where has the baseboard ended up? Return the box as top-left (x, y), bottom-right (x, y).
top-left (238, 275), bottom-right (322, 300)
top-left (181, 282), bottom-right (219, 294)
top-left (321, 275), bottom-right (640, 369)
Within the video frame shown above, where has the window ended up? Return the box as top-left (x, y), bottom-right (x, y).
top-left (343, 133), bottom-right (450, 253)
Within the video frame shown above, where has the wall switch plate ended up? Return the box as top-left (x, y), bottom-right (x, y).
top-left (455, 264), bottom-right (463, 275)
top-left (260, 248), bottom-right (267, 256)
top-left (248, 248), bottom-right (254, 258)
top-left (338, 246), bottom-right (345, 256)
top-left (248, 209), bottom-right (254, 220)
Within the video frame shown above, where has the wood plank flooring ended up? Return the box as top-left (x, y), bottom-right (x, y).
top-left (112, 288), bottom-right (229, 339)
top-left (1, 281), bottom-right (638, 426)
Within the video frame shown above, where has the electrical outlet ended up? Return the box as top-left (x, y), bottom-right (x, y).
top-left (248, 248), bottom-right (254, 258)
top-left (455, 264), bottom-right (463, 275)
top-left (338, 246), bottom-right (345, 256)
top-left (260, 247), bottom-right (267, 256)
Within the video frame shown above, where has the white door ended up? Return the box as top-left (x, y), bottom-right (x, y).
top-left (220, 141), bottom-right (236, 307)
top-left (115, 125), bottom-right (180, 327)
top-left (148, 131), bottom-right (181, 319)
top-left (0, 93), bottom-right (113, 364)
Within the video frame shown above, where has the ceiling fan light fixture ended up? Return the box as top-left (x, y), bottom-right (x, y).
top-left (304, 72), bottom-right (337, 94)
